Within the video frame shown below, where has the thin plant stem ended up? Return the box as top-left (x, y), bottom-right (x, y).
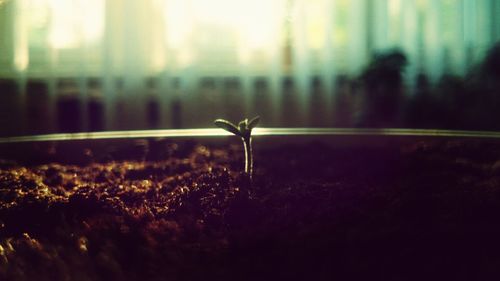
top-left (214, 116), bottom-right (259, 179)
top-left (243, 137), bottom-right (253, 178)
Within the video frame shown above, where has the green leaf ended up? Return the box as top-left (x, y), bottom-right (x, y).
top-left (214, 119), bottom-right (241, 136)
top-left (238, 119), bottom-right (248, 133)
top-left (248, 116), bottom-right (260, 130)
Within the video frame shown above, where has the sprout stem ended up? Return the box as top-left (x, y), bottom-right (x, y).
top-left (243, 137), bottom-right (253, 178)
top-left (214, 116), bottom-right (259, 179)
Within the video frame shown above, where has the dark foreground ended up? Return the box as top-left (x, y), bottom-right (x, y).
top-left (1, 138), bottom-right (500, 280)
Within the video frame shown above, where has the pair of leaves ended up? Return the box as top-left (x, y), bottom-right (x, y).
top-left (214, 116), bottom-right (260, 138)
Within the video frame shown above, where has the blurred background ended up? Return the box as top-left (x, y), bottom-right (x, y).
top-left (0, 0), bottom-right (499, 136)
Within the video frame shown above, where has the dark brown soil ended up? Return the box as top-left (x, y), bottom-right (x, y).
top-left (1, 138), bottom-right (500, 280)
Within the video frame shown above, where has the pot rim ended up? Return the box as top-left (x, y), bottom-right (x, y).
top-left (2, 128), bottom-right (500, 144)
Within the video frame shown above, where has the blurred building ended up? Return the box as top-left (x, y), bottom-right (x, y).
top-left (0, 0), bottom-right (499, 135)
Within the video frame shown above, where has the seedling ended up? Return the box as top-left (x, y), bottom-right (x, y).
top-left (214, 116), bottom-right (260, 178)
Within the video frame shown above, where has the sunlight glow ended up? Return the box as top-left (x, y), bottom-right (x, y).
top-left (165, 0), bottom-right (283, 54)
top-left (47, 0), bottom-right (103, 49)
top-left (13, 0), bottom-right (28, 71)
top-left (164, 0), bottom-right (192, 49)
top-left (306, 3), bottom-right (327, 49)
top-left (8, 0), bottom-right (498, 80)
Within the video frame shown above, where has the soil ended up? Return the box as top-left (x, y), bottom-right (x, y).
top-left (1, 138), bottom-right (500, 280)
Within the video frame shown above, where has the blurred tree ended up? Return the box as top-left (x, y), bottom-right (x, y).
top-left (360, 49), bottom-right (408, 127)
top-left (405, 73), bottom-right (440, 128)
top-left (468, 42), bottom-right (500, 130)
top-left (435, 74), bottom-right (469, 129)
top-left (481, 43), bottom-right (500, 83)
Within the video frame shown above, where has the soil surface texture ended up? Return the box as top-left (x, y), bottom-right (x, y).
top-left (1, 138), bottom-right (500, 280)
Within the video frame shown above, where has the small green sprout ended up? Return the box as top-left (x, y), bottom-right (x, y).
top-left (214, 116), bottom-right (260, 178)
